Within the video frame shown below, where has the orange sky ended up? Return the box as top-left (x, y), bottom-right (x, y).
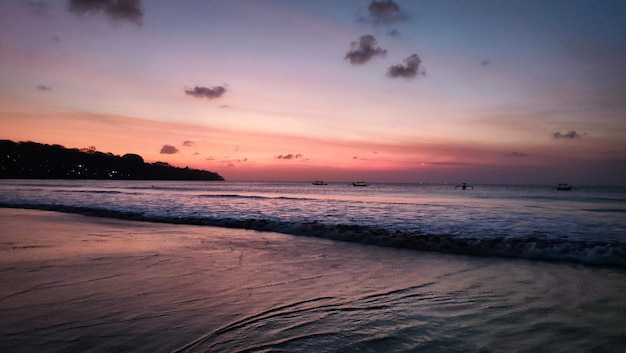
top-left (1, 1), bottom-right (625, 184)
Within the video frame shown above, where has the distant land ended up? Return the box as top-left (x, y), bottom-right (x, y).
top-left (0, 140), bottom-right (224, 181)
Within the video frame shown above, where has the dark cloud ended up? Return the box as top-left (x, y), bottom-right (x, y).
top-left (182, 140), bottom-right (196, 147)
top-left (68, 0), bottom-right (143, 24)
top-left (387, 54), bottom-right (425, 79)
top-left (160, 145), bottom-right (179, 154)
top-left (184, 86), bottom-right (227, 99)
top-left (552, 131), bottom-right (582, 139)
top-left (507, 152), bottom-right (528, 157)
top-left (481, 59), bottom-right (491, 66)
top-left (276, 153), bottom-right (303, 160)
top-left (36, 85), bottom-right (51, 91)
top-left (345, 35), bottom-right (387, 65)
top-left (367, 0), bottom-right (406, 24)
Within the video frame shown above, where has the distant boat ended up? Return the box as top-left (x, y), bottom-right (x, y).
top-left (352, 181), bottom-right (367, 187)
top-left (312, 180), bottom-right (327, 185)
top-left (554, 183), bottom-right (573, 191)
top-left (455, 182), bottom-right (474, 190)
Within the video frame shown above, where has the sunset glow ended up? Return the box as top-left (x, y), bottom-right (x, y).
top-left (1, 0), bottom-right (625, 184)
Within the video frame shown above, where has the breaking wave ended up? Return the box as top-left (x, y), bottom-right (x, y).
top-left (2, 203), bottom-right (625, 268)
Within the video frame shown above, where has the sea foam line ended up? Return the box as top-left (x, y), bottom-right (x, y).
top-left (2, 203), bottom-right (625, 268)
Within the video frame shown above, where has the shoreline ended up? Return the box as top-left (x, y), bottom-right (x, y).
top-left (2, 204), bottom-right (624, 269)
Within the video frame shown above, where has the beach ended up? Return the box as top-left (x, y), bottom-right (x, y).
top-left (1, 208), bottom-right (625, 352)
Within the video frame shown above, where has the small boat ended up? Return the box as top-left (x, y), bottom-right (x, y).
top-left (455, 182), bottom-right (473, 190)
top-left (312, 180), bottom-right (327, 185)
top-left (352, 181), bottom-right (367, 187)
top-left (554, 183), bottom-right (573, 191)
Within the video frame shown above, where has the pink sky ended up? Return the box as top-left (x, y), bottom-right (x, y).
top-left (1, 1), bottom-right (625, 184)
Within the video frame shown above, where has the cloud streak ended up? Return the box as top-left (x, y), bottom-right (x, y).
top-left (387, 54), bottom-right (425, 79)
top-left (276, 153), bottom-right (303, 160)
top-left (552, 131), bottom-right (582, 139)
top-left (68, 0), bottom-right (143, 24)
top-left (345, 35), bottom-right (387, 65)
top-left (184, 86), bottom-right (227, 99)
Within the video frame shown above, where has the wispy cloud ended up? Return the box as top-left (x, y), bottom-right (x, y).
top-left (160, 144), bottom-right (179, 154)
top-left (345, 35), bottom-right (387, 65)
top-left (552, 131), bottom-right (582, 139)
top-left (182, 140), bottom-right (196, 147)
top-left (25, 0), bottom-right (51, 16)
top-left (36, 85), bottom-right (51, 91)
top-left (506, 152), bottom-right (528, 157)
top-left (184, 85), bottom-right (227, 99)
top-left (68, 0), bottom-right (143, 24)
top-left (387, 54), bottom-right (425, 79)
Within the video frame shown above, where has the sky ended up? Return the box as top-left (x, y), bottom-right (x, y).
top-left (1, 0), bottom-right (625, 184)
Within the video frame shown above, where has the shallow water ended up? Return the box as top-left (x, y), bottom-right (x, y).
top-left (1, 209), bottom-right (625, 352)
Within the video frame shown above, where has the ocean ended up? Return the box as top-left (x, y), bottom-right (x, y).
top-left (1, 180), bottom-right (625, 352)
top-left (1, 180), bottom-right (625, 267)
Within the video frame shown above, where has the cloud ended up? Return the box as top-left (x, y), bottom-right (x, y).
top-left (182, 140), bottom-right (196, 147)
top-left (345, 35), bottom-right (387, 65)
top-left (507, 152), bottom-right (528, 157)
top-left (184, 85), bottom-right (227, 99)
top-left (367, 0), bottom-right (406, 24)
top-left (552, 131), bottom-right (582, 139)
top-left (68, 0), bottom-right (143, 24)
top-left (481, 59), bottom-right (491, 66)
top-left (387, 54), bottom-right (426, 79)
top-left (160, 145), bottom-right (179, 154)
top-left (36, 85), bottom-right (51, 91)
top-left (276, 153), bottom-right (303, 160)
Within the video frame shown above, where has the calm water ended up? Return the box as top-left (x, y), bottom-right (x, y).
top-left (1, 180), bottom-right (625, 267)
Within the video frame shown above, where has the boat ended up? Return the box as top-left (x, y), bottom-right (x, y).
top-left (554, 183), bottom-right (573, 191)
top-left (352, 181), bottom-right (367, 187)
top-left (312, 180), bottom-right (327, 185)
top-left (455, 182), bottom-right (474, 190)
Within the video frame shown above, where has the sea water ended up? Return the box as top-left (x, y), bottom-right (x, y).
top-left (1, 180), bottom-right (625, 267)
top-left (1, 180), bottom-right (626, 352)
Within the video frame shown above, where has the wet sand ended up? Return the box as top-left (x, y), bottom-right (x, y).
top-left (1, 208), bottom-right (625, 352)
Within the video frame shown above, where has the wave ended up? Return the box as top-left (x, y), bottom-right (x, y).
top-left (55, 190), bottom-right (134, 195)
top-left (584, 208), bottom-right (626, 213)
top-left (50, 189), bottom-right (321, 202)
top-left (197, 194), bottom-right (320, 202)
top-left (2, 203), bottom-right (625, 268)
